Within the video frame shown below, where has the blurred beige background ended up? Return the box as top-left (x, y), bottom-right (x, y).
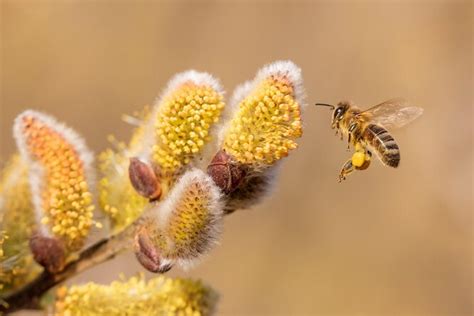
top-left (1, 0), bottom-right (472, 315)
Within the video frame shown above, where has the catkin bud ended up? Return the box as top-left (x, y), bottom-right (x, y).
top-left (207, 150), bottom-right (246, 194)
top-left (134, 227), bottom-right (172, 273)
top-left (29, 233), bottom-right (65, 273)
top-left (128, 158), bottom-right (162, 201)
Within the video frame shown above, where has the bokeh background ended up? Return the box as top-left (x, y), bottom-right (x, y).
top-left (1, 1), bottom-right (472, 315)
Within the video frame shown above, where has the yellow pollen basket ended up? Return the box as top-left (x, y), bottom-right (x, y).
top-left (223, 77), bottom-right (303, 166)
top-left (17, 114), bottom-right (94, 251)
top-left (152, 83), bottom-right (225, 176)
top-left (351, 151), bottom-right (366, 167)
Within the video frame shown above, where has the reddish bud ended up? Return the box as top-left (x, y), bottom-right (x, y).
top-left (134, 228), bottom-right (172, 273)
top-left (207, 150), bottom-right (246, 194)
top-left (29, 234), bottom-right (65, 273)
top-left (129, 158), bottom-right (162, 201)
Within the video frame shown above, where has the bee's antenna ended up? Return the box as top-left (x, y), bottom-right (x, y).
top-left (315, 103), bottom-right (335, 110)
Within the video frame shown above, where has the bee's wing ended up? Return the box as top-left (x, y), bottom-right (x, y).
top-left (361, 98), bottom-right (423, 129)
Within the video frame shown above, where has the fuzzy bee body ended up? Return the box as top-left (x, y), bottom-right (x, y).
top-left (362, 124), bottom-right (400, 168)
top-left (316, 99), bottom-right (423, 181)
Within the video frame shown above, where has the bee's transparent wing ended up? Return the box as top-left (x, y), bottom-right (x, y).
top-left (361, 98), bottom-right (423, 129)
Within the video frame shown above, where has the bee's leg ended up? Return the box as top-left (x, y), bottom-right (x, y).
top-left (338, 159), bottom-right (354, 182)
top-left (347, 123), bottom-right (359, 150)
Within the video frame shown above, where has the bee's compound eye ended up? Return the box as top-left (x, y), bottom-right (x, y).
top-left (334, 107), bottom-right (344, 120)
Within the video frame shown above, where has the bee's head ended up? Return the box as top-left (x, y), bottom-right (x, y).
top-left (332, 101), bottom-right (351, 125)
top-left (314, 101), bottom-right (351, 129)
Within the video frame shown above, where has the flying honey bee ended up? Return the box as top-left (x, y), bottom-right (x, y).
top-left (315, 99), bottom-right (423, 182)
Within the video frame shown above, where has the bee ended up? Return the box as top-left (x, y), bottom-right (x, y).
top-left (315, 99), bottom-right (423, 181)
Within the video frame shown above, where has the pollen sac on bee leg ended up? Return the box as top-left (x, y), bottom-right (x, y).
top-left (29, 233), bottom-right (66, 273)
top-left (207, 150), bottom-right (246, 194)
top-left (134, 228), bottom-right (172, 273)
top-left (355, 155), bottom-right (371, 170)
top-left (351, 151), bottom-right (371, 170)
top-left (129, 157), bottom-right (162, 201)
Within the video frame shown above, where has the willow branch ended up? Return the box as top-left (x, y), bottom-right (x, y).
top-left (0, 223), bottom-right (136, 314)
top-left (2, 200), bottom-right (235, 313)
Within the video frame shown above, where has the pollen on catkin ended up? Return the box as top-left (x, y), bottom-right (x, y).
top-left (54, 274), bottom-right (218, 316)
top-left (0, 155), bottom-right (41, 294)
top-left (142, 169), bottom-right (223, 269)
top-left (99, 148), bottom-right (148, 232)
top-left (13, 110), bottom-right (95, 252)
top-left (222, 61), bottom-right (305, 167)
top-left (98, 108), bottom-right (151, 232)
top-left (149, 71), bottom-right (225, 180)
top-left (0, 232), bottom-right (5, 292)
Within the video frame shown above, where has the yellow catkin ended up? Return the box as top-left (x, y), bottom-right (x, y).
top-left (17, 114), bottom-right (94, 251)
top-left (166, 181), bottom-right (212, 257)
top-left (152, 83), bottom-right (225, 176)
top-left (223, 77), bottom-right (303, 166)
top-left (146, 170), bottom-right (222, 263)
top-left (54, 275), bottom-right (217, 316)
top-left (0, 232), bottom-right (6, 292)
top-left (98, 108), bottom-right (150, 232)
top-left (98, 149), bottom-right (148, 232)
top-left (0, 155), bottom-right (41, 294)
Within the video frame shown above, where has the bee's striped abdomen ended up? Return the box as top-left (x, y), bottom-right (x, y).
top-left (363, 124), bottom-right (400, 167)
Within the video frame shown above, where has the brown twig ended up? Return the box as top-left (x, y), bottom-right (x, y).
top-left (1, 224), bottom-right (135, 314)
